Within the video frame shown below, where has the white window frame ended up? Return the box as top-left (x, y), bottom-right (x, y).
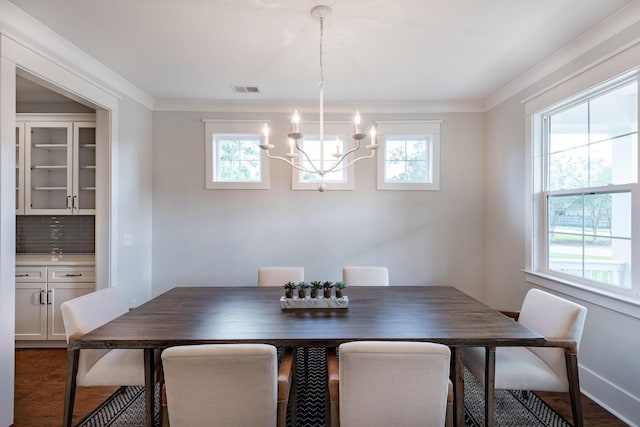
top-left (292, 121), bottom-right (355, 191)
top-left (376, 121), bottom-right (441, 191)
top-left (204, 120), bottom-right (270, 190)
top-left (525, 62), bottom-right (640, 310)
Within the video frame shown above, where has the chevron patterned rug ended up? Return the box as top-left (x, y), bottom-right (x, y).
top-left (77, 348), bottom-right (570, 427)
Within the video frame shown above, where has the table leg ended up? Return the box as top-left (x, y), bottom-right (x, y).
top-left (451, 347), bottom-right (465, 427)
top-left (484, 347), bottom-right (496, 427)
top-left (62, 349), bottom-right (79, 427)
top-left (144, 348), bottom-right (156, 427)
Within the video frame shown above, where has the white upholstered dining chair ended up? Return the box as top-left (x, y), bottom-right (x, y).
top-left (61, 286), bottom-right (146, 422)
top-left (463, 288), bottom-right (587, 426)
top-left (342, 266), bottom-right (389, 286)
top-left (327, 341), bottom-right (452, 427)
top-left (161, 343), bottom-right (295, 427)
top-left (258, 266), bottom-right (304, 287)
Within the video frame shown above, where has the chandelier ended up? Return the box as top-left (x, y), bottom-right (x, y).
top-left (260, 5), bottom-right (378, 192)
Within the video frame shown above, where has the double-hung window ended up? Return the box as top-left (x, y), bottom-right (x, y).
top-left (204, 120), bottom-right (270, 189)
top-left (535, 76), bottom-right (638, 297)
top-left (376, 121), bottom-right (441, 190)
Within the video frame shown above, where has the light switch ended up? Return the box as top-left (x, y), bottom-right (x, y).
top-left (124, 233), bottom-right (133, 246)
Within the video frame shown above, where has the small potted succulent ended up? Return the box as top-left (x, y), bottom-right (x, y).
top-left (334, 281), bottom-right (346, 298)
top-left (297, 281), bottom-right (310, 299)
top-left (310, 281), bottom-right (323, 298)
top-left (322, 281), bottom-right (334, 298)
top-left (283, 281), bottom-right (297, 299)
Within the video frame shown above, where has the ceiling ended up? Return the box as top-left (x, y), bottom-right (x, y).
top-left (9, 0), bottom-right (635, 105)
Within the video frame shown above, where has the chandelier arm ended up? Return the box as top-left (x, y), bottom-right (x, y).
top-left (324, 150), bottom-right (377, 174)
top-left (320, 139), bottom-right (362, 174)
top-left (294, 141), bottom-right (326, 176)
top-left (263, 149), bottom-right (324, 175)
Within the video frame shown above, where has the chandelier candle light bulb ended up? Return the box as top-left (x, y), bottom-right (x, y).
top-left (258, 4), bottom-right (379, 191)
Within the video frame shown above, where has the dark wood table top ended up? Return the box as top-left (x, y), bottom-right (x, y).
top-left (72, 286), bottom-right (545, 349)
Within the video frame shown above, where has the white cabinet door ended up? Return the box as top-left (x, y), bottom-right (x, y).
top-left (16, 265), bottom-right (95, 342)
top-left (47, 282), bottom-right (94, 340)
top-left (25, 122), bottom-right (73, 214)
top-left (15, 282), bottom-right (47, 340)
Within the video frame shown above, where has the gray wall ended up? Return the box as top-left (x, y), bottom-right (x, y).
top-left (114, 95), bottom-right (153, 306)
top-left (484, 22), bottom-right (640, 425)
top-left (152, 111), bottom-right (485, 298)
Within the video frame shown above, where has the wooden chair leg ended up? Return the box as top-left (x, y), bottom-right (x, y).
top-left (565, 351), bottom-right (583, 427)
top-left (62, 349), bottom-right (79, 427)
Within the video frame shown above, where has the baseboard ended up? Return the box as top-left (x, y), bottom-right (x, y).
top-left (580, 364), bottom-right (640, 426)
top-left (15, 340), bottom-right (66, 349)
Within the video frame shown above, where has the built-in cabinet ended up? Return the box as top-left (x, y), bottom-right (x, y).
top-left (15, 259), bottom-right (95, 343)
top-left (16, 114), bottom-right (96, 215)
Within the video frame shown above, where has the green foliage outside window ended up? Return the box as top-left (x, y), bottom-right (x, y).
top-left (216, 137), bottom-right (261, 182)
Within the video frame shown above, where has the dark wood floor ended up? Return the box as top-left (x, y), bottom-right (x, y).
top-left (14, 348), bottom-right (628, 426)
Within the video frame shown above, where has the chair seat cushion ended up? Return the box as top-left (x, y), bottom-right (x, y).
top-left (464, 346), bottom-right (567, 392)
top-left (79, 348), bottom-right (145, 386)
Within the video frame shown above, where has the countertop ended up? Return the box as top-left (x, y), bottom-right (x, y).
top-left (16, 254), bottom-right (95, 266)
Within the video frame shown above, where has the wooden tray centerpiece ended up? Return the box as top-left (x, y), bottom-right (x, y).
top-left (280, 281), bottom-right (348, 310)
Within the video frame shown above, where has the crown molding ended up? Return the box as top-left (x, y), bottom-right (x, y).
top-left (484, 0), bottom-right (640, 111)
top-left (0, 0), bottom-right (154, 110)
top-left (153, 98), bottom-right (485, 113)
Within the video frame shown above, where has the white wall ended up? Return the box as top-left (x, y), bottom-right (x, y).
top-left (484, 21), bottom-right (640, 425)
top-left (152, 111), bottom-right (485, 297)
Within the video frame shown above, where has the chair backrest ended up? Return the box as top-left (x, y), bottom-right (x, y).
top-left (258, 267), bottom-right (304, 287)
top-left (61, 287), bottom-right (130, 379)
top-left (162, 344), bottom-right (278, 427)
top-left (342, 266), bottom-right (389, 286)
top-left (518, 289), bottom-right (587, 382)
top-left (338, 341), bottom-right (450, 427)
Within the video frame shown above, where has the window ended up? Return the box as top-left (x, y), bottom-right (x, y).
top-left (376, 121), bottom-right (441, 190)
top-left (204, 121), bottom-right (269, 189)
top-left (292, 122), bottom-right (355, 191)
top-left (535, 77), bottom-right (638, 296)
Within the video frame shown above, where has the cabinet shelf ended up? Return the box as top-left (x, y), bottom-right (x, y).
top-left (80, 165), bottom-right (96, 170)
top-left (32, 165), bottom-right (67, 170)
top-left (80, 187), bottom-right (96, 191)
top-left (32, 187), bottom-right (67, 191)
top-left (81, 144), bottom-right (96, 149)
top-left (33, 144), bottom-right (68, 150)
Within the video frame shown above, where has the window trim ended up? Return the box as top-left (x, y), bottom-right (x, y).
top-left (375, 121), bottom-right (441, 191)
top-left (525, 66), bottom-right (640, 305)
top-left (204, 120), bottom-right (270, 190)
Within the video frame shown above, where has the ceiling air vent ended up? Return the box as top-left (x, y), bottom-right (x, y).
top-left (231, 85), bottom-right (260, 94)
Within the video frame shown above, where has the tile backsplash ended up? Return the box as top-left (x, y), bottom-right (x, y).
top-left (16, 215), bottom-right (95, 254)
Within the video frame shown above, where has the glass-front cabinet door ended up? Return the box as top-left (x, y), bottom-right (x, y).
top-left (25, 122), bottom-right (73, 214)
top-left (73, 122), bottom-right (96, 214)
top-left (16, 123), bottom-right (25, 214)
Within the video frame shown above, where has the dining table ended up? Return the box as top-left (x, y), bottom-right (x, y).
top-left (63, 285), bottom-right (545, 427)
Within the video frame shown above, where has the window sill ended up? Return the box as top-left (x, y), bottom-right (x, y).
top-left (523, 270), bottom-right (640, 319)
